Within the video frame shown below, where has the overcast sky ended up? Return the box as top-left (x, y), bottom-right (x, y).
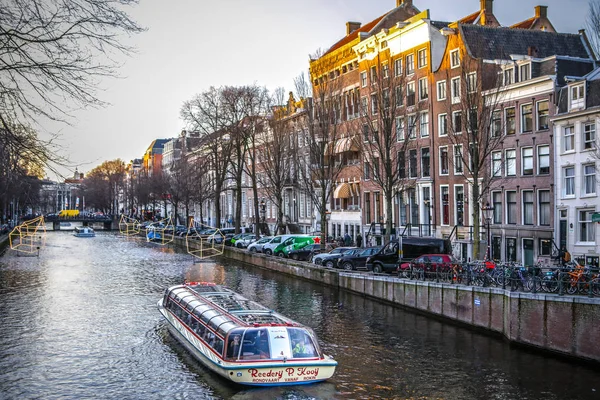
top-left (47, 0), bottom-right (590, 179)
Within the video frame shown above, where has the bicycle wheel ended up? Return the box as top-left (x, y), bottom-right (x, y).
top-left (541, 276), bottom-right (558, 293)
top-left (566, 282), bottom-right (578, 295)
top-left (592, 278), bottom-right (600, 296)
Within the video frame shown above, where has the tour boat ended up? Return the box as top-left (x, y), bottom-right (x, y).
top-left (73, 226), bottom-right (95, 237)
top-left (158, 282), bottom-right (337, 386)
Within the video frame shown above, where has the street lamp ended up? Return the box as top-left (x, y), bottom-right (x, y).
top-left (482, 202), bottom-right (494, 260)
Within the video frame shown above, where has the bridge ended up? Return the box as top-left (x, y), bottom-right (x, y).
top-left (44, 217), bottom-right (117, 231)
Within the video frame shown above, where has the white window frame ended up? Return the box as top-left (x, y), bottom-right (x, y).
top-left (418, 77), bottom-right (428, 101)
top-left (564, 166), bottom-right (575, 197)
top-left (492, 151), bottom-right (502, 177)
top-left (394, 58), bottom-right (403, 77)
top-left (521, 147), bottom-right (534, 176)
top-left (439, 146), bottom-right (449, 176)
top-left (437, 80), bottom-right (446, 101)
top-left (452, 110), bottom-right (462, 133)
top-left (466, 72), bottom-right (477, 93)
top-left (570, 84), bottom-right (585, 110)
top-left (505, 149), bottom-right (516, 176)
top-left (396, 117), bottom-right (405, 142)
top-left (578, 209), bottom-right (596, 243)
top-left (450, 49), bottom-right (460, 68)
top-left (520, 103), bottom-right (533, 133)
top-left (519, 63), bottom-right (531, 82)
top-left (438, 113), bottom-right (448, 137)
top-left (536, 100), bottom-right (549, 131)
top-left (454, 144), bottom-right (463, 175)
top-left (522, 190), bottom-right (534, 225)
top-left (418, 48), bottom-right (428, 69)
top-left (563, 126), bottom-right (575, 152)
top-left (360, 71), bottom-right (367, 88)
top-left (537, 145), bottom-right (550, 175)
top-left (505, 107), bottom-right (516, 135)
top-left (440, 185), bottom-right (450, 226)
top-left (583, 122), bottom-right (596, 150)
top-left (420, 112), bottom-right (429, 138)
top-left (406, 53), bottom-right (414, 75)
top-left (451, 77), bottom-right (461, 104)
top-left (583, 164), bottom-right (596, 196)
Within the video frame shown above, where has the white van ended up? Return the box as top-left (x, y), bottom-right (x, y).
top-left (261, 235), bottom-right (296, 255)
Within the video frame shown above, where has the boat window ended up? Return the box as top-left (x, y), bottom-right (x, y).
top-left (240, 328), bottom-right (270, 360)
top-left (289, 328), bottom-right (318, 358)
top-left (225, 329), bottom-right (245, 360)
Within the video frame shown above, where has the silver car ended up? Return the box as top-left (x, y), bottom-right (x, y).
top-left (247, 236), bottom-right (274, 253)
top-left (312, 247), bottom-right (356, 268)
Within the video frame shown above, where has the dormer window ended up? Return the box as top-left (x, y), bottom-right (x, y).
top-left (503, 68), bottom-right (514, 86)
top-left (519, 63), bottom-right (530, 82)
top-left (570, 84), bottom-right (585, 110)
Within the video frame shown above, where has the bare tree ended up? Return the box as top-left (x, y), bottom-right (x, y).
top-left (0, 0), bottom-right (143, 172)
top-left (438, 51), bottom-right (506, 259)
top-left (82, 159), bottom-right (126, 213)
top-left (181, 87), bottom-right (233, 228)
top-left (587, 0), bottom-right (600, 58)
top-left (294, 66), bottom-right (347, 248)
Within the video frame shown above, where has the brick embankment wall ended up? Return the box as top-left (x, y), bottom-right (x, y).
top-left (214, 243), bottom-right (600, 364)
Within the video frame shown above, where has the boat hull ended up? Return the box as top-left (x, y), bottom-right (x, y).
top-left (158, 302), bottom-right (336, 386)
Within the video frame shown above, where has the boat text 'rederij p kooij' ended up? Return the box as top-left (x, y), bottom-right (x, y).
top-left (158, 282), bottom-right (337, 386)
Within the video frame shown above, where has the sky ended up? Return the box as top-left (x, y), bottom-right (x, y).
top-left (46, 0), bottom-right (590, 179)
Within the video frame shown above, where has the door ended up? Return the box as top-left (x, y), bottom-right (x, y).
top-left (523, 239), bottom-right (534, 268)
top-left (559, 220), bottom-right (567, 250)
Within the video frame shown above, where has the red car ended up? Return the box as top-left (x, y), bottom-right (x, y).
top-left (397, 254), bottom-right (460, 278)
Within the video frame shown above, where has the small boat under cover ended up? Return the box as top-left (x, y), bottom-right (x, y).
top-left (74, 226), bottom-right (95, 237)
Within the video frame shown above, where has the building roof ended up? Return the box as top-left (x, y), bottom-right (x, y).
top-left (323, 2), bottom-right (420, 56)
top-left (460, 25), bottom-right (590, 60)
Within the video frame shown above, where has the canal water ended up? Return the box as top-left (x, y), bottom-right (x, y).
top-left (0, 232), bottom-right (598, 400)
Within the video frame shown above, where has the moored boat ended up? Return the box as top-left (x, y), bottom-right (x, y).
top-left (158, 282), bottom-right (337, 386)
top-left (73, 226), bottom-right (95, 237)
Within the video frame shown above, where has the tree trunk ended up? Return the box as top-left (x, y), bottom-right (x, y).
top-left (235, 184), bottom-right (242, 234)
top-left (214, 188), bottom-right (222, 229)
top-left (472, 180), bottom-right (480, 261)
top-left (385, 191), bottom-right (393, 244)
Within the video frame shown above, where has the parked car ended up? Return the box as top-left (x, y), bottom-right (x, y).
top-left (207, 232), bottom-right (234, 245)
top-left (273, 235), bottom-right (316, 257)
top-left (365, 237), bottom-right (453, 273)
top-left (247, 236), bottom-right (274, 252)
top-left (396, 254), bottom-right (460, 278)
top-left (262, 235), bottom-right (297, 256)
top-left (337, 247), bottom-right (382, 271)
top-left (235, 234), bottom-right (259, 248)
top-left (287, 243), bottom-right (334, 261)
top-left (312, 247), bottom-right (356, 268)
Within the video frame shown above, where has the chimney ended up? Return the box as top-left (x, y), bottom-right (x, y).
top-left (480, 0), bottom-right (493, 13)
top-left (535, 5), bottom-right (547, 18)
top-left (346, 21), bottom-right (361, 35)
top-left (397, 0), bottom-right (412, 7)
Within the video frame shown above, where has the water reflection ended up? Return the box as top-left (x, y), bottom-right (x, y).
top-left (0, 232), bottom-right (598, 399)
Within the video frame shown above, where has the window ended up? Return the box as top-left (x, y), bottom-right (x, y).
top-left (522, 191), bottom-right (534, 225)
top-left (522, 147), bottom-right (533, 176)
top-left (538, 190), bottom-right (550, 226)
top-left (451, 77), bottom-right (461, 103)
top-left (395, 117), bottom-right (404, 142)
top-left (437, 81), bottom-right (446, 101)
top-left (537, 101), bottom-right (549, 130)
top-left (506, 238), bottom-right (517, 262)
top-left (505, 107), bottom-right (516, 135)
top-left (492, 151), bottom-right (502, 177)
top-left (360, 71), bottom-right (367, 87)
top-left (394, 58), bottom-right (403, 76)
top-left (519, 63), bottom-right (530, 81)
top-left (370, 66), bottom-right (377, 85)
top-left (491, 110), bottom-right (502, 137)
top-left (583, 164), bottom-right (596, 195)
top-left (408, 149), bottom-right (417, 178)
top-left (407, 115), bottom-right (417, 139)
top-left (421, 148), bottom-right (430, 178)
top-left (361, 96), bottom-right (368, 116)
top-left (466, 72), bottom-right (477, 93)
top-left (364, 161), bottom-right (371, 179)
top-left (455, 186), bottom-right (464, 226)
top-left (397, 152), bottom-right (406, 178)
top-left (438, 113), bottom-right (448, 136)
top-left (382, 63), bottom-right (389, 79)
top-left (506, 191), bottom-right (517, 224)
top-left (454, 145), bottom-right (463, 174)
top-left (407, 82), bottom-right (415, 106)
top-left (418, 78), bottom-right (428, 100)
top-left (492, 191), bottom-right (502, 224)
top-left (521, 104), bottom-right (533, 133)
top-left (506, 149), bottom-right (516, 176)
top-left (468, 109), bottom-right (478, 133)
top-left (579, 210), bottom-right (596, 242)
top-left (450, 49), bottom-right (460, 68)
top-left (452, 111), bottom-right (462, 133)
top-left (382, 88), bottom-right (390, 109)
top-left (395, 85), bottom-right (403, 107)
top-left (563, 126), bottom-right (575, 152)
top-left (537, 145), bottom-right (549, 175)
top-left (406, 54), bottom-right (414, 75)
top-left (584, 123), bottom-right (596, 150)
top-left (441, 186), bottom-right (450, 225)
top-left (564, 166), bottom-right (575, 196)
top-left (371, 93), bottom-right (378, 114)
top-left (570, 84), bottom-right (585, 110)
top-left (365, 193), bottom-right (371, 223)
top-left (418, 48), bottom-right (427, 68)
top-left (539, 238), bottom-right (552, 256)
top-left (440, 147), bottom-right (449, 175)
top-left (420, 112), bottom-right (429, 137)
top-left (363, 124), bottom-right (370, 142)
top-left (503, 68), bottom-right (514, 85)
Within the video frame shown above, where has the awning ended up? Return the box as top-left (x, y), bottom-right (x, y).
top-left (333, 183), bottom-right (352, 199)
top-left (333, 137), bottom-right (359, 154)
top-left (593, 213), bottom-right (600, 223)
top-left (350, 182), bottom-right (360, 196)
